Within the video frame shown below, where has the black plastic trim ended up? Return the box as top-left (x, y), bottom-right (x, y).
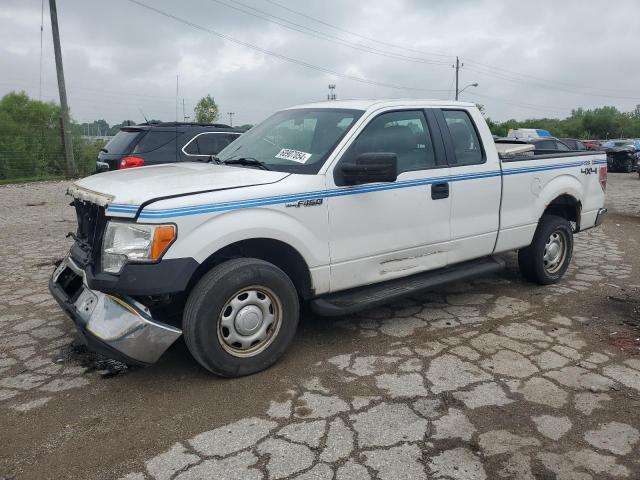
top-left (423, 109), bottom-right (449, 167)
top-left (311, 256), bottom-right (505, 316)
top-left (85, 257), bottom-right (200, 296)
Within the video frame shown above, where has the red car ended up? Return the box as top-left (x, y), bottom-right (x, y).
top-left (583, 140), bottom-right (602, 151)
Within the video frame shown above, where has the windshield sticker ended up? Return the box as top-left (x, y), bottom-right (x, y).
top-left (275, 148), bottom-right (312, 164)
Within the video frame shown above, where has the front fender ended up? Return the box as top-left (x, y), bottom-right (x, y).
top-left (164, 207), bottom-right (329, 269)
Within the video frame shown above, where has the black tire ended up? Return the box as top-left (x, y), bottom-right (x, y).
top-left (518, 214), bottom-right (573, 285)
top-left (183, 258), bottom-right (299, 377)
top-left (625, 159), bottom-right (633, 173)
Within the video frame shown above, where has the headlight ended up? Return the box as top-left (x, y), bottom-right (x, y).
top-left (102, 222), bottom-right (176, 274)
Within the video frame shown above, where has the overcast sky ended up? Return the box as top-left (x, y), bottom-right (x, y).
top-left (2, 0), bottom-right (640, 126)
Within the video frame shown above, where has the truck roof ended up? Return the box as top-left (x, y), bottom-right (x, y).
top-left (285, 99), bottom-right (476, 111)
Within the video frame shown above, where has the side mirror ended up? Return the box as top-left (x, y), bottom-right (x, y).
top-left (340, 152), bottom-right (398, 186)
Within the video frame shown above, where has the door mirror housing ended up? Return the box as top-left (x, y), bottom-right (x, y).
top-left (340, 153), bottom-right (398, 186)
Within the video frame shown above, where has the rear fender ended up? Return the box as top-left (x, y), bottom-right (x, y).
top-left (535, 174), bottom-right (583, 221)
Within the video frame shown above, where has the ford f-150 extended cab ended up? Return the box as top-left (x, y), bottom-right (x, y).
top-left (49, 100), bottom-right (608, 377)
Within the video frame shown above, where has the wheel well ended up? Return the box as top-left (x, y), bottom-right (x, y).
top-left (543, 194), bottom-right (581, 230)
top-left (188, 238), bottom-right (313, 299)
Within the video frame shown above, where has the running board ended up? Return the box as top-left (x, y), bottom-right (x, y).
top-left (311, 256), bottom-right (506, 317)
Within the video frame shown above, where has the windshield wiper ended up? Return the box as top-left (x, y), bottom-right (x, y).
top-left (222, 157), bottom-right (271, 170)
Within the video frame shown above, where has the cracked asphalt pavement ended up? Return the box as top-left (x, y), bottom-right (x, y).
top-left (1, 173), bottom-right (640, 480)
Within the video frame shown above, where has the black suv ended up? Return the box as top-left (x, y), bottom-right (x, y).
top-left (96, 122), bottom-right (243, 171)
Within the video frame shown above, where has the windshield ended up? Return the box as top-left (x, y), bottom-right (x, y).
top-left (216, 108), bottom-right (363, 173)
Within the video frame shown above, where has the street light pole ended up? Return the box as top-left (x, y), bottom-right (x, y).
top-left (457, 83), bottom-right (479, 98)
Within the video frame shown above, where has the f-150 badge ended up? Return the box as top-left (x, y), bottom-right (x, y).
top-left (285, 199), bottom-right (324, 208)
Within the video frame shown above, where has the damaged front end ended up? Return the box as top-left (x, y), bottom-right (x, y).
top-left (606, 147), bottom-right (638, 173)
top-left (49, 256), bottom-right (181, 365)
top-left (49, 189), bottom-right (182, 365)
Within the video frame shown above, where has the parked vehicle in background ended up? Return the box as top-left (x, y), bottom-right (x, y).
top-left (51, 100), bottom-right (607, 377)
top-left (494, 138), bottom-right (571, 153)
top-left (583, 140), bottom-right (602, 151)
top-left (560, 138), bottom-right (587, 151)
top-left (507, 128), bottom-right (552, 140)
top-left (528, 137), bottom-right (572, 152)
top-left (96, 122), bottom-right (243, 172)
top-left (602, 140), bottom-right (639, 172)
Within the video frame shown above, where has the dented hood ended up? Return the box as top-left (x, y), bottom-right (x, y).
top-left (69, 162), bottom-right (289, 209)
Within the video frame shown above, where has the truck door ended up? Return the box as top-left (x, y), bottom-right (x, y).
top-left (435, 108), bottom-right (501, 264)
top-left (326, 109), bottom-right (451, 293)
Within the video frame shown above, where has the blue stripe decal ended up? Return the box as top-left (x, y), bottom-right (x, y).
top-left (105, 159), bottom-right (607, 219)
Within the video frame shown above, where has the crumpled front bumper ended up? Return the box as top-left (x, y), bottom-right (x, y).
top-left (49, 256), bottom-right (182, 365)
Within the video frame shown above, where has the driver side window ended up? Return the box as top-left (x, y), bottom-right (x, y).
top-left (342, 110), bottom-right (437, 174)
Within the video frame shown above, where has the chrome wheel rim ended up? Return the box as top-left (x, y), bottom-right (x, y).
top-left (217, 286), bottom-right (282, 358)
top-left (543, 230), bottom-right (568, 274)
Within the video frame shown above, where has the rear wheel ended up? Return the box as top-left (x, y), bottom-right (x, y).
top-left (183, 258), bottom-right (299, 377)
top-left (518, 215), bottom-right (573, 285)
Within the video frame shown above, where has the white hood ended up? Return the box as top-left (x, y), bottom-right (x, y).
top-left (70, 162), bottom-right (289, 211)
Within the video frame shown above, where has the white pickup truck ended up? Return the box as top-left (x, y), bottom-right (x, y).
top-left (49, 100), bottom-right (608, 377)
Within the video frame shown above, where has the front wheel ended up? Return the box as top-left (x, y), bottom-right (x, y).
top-left (518, 215), bottom-right (574, 285)
top-left (183, 258), bottom-right (299, 377)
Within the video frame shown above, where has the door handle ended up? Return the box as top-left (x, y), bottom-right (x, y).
top-left (431, 182), bottom-right (449, 200)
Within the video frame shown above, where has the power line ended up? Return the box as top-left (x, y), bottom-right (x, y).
top-left (261, 0), bottom-right (640, 99)
top-left (464, 64), bottom-right (640, 101)
top-left (209, 0), bottom-right (451, 66)
top-left (0, 75), bottom-right (194, 101)
top-left (464, 91), bottom-right (569, 115)
top-left (445, 74), bottom-right (455, 101)
top-left (123, 0), bottom-right (450, 94)
top-left (261, 0), bottom-right (453, 60)
top-left (462, 57), bottom-right (640, 97)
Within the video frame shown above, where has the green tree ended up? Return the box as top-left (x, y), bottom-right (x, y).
top-left (0, 91), bottom-right (64, 180)
top-left (485, 105), bottom-right (640, 140)
top-left (0, 91), bottom-right (109, 181)
top-left (194, 95), bottom-right (219, 123)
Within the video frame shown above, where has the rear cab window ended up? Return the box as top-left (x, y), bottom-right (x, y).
top-left (536, 140), bottom-right (555, 150)
top-left (441, 110), bottom-right (485, 166)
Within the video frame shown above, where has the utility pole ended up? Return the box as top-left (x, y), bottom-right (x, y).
top-left (453, 56), bottom-right (463, 101)
top-left (49, 0), bottom-right (75, 178)
top-left (183, 98), bottom-right (190, 122)
top-left (227, 112), bottom-right (235, 127)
